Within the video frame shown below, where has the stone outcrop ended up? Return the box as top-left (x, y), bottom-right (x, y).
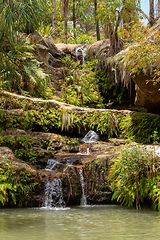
top-left (1, 127), bottom-right (160, 207)
top-left (134, 74), bottom-right (160, 114)
top-left (30, 32), bottom-right (66, 97)
top-left (31, 31), bottom-right (64, 68)
top-left (86, 39), bottom-right (110, 61)
top-left (55, 43), bottom-right (88, 64)
top-left (0, 129), bottom-right (123, 207)
top-left (85, 36), bottom-right (160, 114)
top-left (1, 90), bottom-right (134, 115)
top-left (0, 126), bottom-right (131, 207)
top-left (55, 43), bottom-right (82, 54)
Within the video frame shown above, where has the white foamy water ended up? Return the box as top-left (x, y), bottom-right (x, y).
top-left (78, 168), bottom-right (87, 206)
top-left (81, 130), bottom-right (99, 143)
top-left (43, 159), bottom-right (65, 208)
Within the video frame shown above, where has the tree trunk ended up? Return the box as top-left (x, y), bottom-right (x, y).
top-left (122, 0), bottom-right (134, 26)
top-left (109, 9), bottom-right (124, 56)
top-left (64, 0), bottom-right (68, 44)
top-left (94, 0), bottom-right (100, 41)
top-left (73, 0), bottom-right (76, 38)
top-left (158, 0), bottom-right (160, 18)
top-left (102, 23), bottom-right (110, 39)
top-left (52, 0), bottom-right (56, 38)
top-left (149, 0), bottom-right (155, 27)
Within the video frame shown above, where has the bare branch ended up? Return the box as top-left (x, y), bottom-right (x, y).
top-left (138, 8), bottom-right (150, 21)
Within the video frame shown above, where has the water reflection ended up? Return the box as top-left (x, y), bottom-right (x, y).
top-left (1, 205), bottom-right (160, 240)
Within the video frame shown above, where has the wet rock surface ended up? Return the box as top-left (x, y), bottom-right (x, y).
top-left (0, 129), bottom-right (127, 207)
top-left (1, 127), bottom-right (159, 207)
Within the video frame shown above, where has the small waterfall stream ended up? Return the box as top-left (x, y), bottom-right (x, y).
top-left (43, 159), bottom-right (65, 208)
top-left (43, 131), bottom-right (99, 208)
top-left (44, 178), bottom-right (65, 208)
top-left (81, 130), bottom-right (99, 143)
top-left (78, 143), bottom-right (90, 155)
top-left (75, 45), bottom-right (88, 65)
top-left (78, 168), bottom-right (87, 206)
top-left (45, 159), bottom-right (61, 172)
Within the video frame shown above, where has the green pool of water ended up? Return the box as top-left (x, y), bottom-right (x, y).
top-left (0, 205), bottom-right (160, 240)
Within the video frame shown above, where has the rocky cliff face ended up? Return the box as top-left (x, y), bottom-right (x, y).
top-left (86, 39), bottom-right (160, 114)
top-left (134, 74), bottom-right (160, 114)
top-left (30, 31), bottom-right (160, 113)
top-left (0, 132), bottom-right (130, 207)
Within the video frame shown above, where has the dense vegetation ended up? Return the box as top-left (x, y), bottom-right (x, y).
top-left (109, 145), bottom-right (160, 210)
top-left (1, 0), bottom-right (159, 102)
top-left (0, 0), bottom-right (160, 209)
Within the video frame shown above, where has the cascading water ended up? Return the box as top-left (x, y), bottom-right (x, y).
top-left (81, 130), bottom-right (99, 143)
top-left (78, 168), bottom-right (87, 206)
top-left (43, 131), bottom-right (98, 208)
top-left (78, 143), bottom-right (90, 155)
top-left (45, 159), bottom-right (61, 172)
top-left (43, 159), bottom-right (65, 208)
top-left (44, 178), bottom-right (65, 208)
top-left (75, 45), bottom-right (88, 65)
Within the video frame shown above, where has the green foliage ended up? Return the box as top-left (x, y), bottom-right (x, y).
top-left (0, 0), bottom-right (50, 37)
top-left (109, 145), bottom-right (160, 210)
top-left (0, 0), bottom-right (52, 98)
top-left (0, 36), bottom-right (50, 98)
top-left (0, 135), bottom-right (36, 164)
top-left (68, 32), bottom-right (95, 45)
top-left (120, 113), bottom-right (160, 143)
top-left (0, 165), bottom-right (38, 207)
top-left (0, 99), bottom-right (119, 138)
top-left (98, 0), bottom-right (140, 34)
top-left (121, 23), bottom-right (160, 84)
top-left (53, 0), bottom-right (96, 44)
top-left (95, 70), bottom-right (131, 107)
top-left (1, 94), bottom-right (160, 143)
top-left (61, 56), bottom-right (104, 108)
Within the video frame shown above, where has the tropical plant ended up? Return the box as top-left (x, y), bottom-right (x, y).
top-left (119, 113), bottom-right (160, 143)
top-left (1, 0), bottom-right (50, 35)
top-left (61, 56), bottom-right (104, 108)
top-left (0, 37), bottom-right (49, 97)
top-left (0, 165), bottom-right (38, 207)
top-left (0, 0), bottom-right (51, 98)
top-left (121, 24), bottom-right (160, 85)
top-left (109, 145), bottom-right (160, 210)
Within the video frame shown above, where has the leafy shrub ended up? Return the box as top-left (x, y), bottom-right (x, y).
top-left (0, 135), bottom-right (36, 164)
top-left (61, 56), bottom-right (104, 108)
top-left (120, 113), bottom-right (160, 143)
top-left (0, 166), bottom-right (38, 207)
top-left (109, 145), bottom-right (160, 210)
top-left (0, 37), bottom-right (50, 98)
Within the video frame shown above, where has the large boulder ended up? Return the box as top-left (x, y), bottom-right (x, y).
top-left (134, 74), bottom-right (160, 113)
top-left (107, 44), bottom-right (160, 114)
top-left (31, 31), bottom-right (64, 68)
top-left (86, 39), bottom-right (110, 61)
top-left (55, 43), bottom-right (88, 64)
top-left (55, 43), bottom-right (82, 54)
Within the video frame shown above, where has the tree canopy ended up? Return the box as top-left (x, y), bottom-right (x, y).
top-left (0, 0), bottom-right (160, 100)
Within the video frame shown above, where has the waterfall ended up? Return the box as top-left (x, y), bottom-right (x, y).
top-left (78, 143), bottom-right (90, 155)
top-left (45, 159), bottom-right (61, 172)
top-left (78, 168), bottom-right (87, 206)
top-left (43, 159), bottom-right (65, 208)
top-left (75, 45), bottom-right (88, 65)
top-left (81, 130), bottom-right (99, 143)
top-left (44, 178), bottom-right (65, 208)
